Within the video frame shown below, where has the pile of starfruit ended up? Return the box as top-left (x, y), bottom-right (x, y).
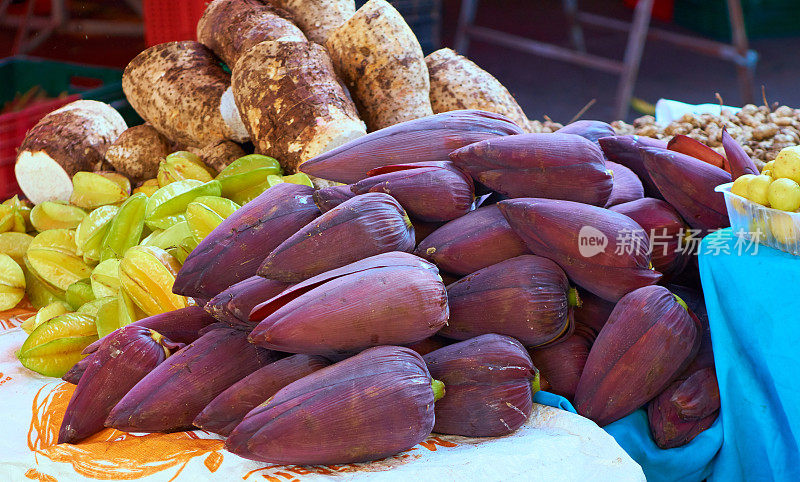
top-left (0, 151), bottom-right (311, 377)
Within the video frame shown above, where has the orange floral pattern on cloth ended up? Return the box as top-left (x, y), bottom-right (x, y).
top-left (28, 382), bottom-right (225, 481)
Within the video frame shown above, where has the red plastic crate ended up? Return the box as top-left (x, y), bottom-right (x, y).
top-left (623, 0), bottom-right (674, 22)
top-left (0, 95), bottom-right (80, 199)
top-left (143, 0), bottom-right (209, 47)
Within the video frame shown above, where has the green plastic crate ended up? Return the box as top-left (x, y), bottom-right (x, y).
top-left (675, 0), bottom-right (800, 40)
top-left (0, 56), bottom-right (139, 124)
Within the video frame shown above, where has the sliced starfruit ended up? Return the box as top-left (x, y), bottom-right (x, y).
top-left (157, 151), bottom-right (216, 187)
top-left (0, 253), bottom-right (25, 310)
top-left (24, 229), bottom-right (91, 296)
top-left (65, 278), bottom-right (95, 311)
top-left (119, 246), bottom-right (186, 316)
top-left (185, 196), bottom-right (240, 243)
top-left (0, 204), bottom-right (15, 233)
top-left (216, 154), bottom-right (282, 199)
top-left (21, 301), bottom-right (71, 334)
top-left (133, 178), bottom-right (160, 197)
top-left (70, 172), bottom-right (131, 209)
top-left (282, 172), bottom-right (314, 187)
top-left (77, 295), bottom-right (114, 318)
top-left (17, 313), bottom-right (98, 377)
top-left (3, 196), bottom-right (32, 232)
top-left (100, 192), bottom-right (147, 261)
top-left (145, 179), bottom-right (221, 230)
top-left (0, 232), bottom-right (34, 265)
top-left (24, 268), bottom-right (63, 309)
top-left (140, 221), bottom-right (197, 264)
top-left (94, 296), bottom-right (122, 338)
top-left (75, 205), bottom-right (119, 263)
top-left (90, 258), bottom-right (120, 299)
top-left (30, 202), bottom-right (87, 232)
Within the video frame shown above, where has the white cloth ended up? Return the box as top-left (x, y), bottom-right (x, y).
top-left (655, 99), bottom-right (742, 125)
top-left (0, 324), bottom-right (644, 482)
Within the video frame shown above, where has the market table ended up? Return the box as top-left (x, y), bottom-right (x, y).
top-left (698, 228), bottom-right (800, 482)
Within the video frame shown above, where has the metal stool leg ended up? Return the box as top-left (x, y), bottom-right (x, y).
top-left (727, 0), bottom-right (755, 104)
top-left (455, 0), bottom-right (479, 54)
top-left (613, 0), bottom-right (653, 120)
top-left (563, 0), bottom-right (586, 53)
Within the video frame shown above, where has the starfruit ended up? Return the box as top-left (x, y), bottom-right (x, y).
top-left (75, 205), bottom-right (118, 263)
top-left (30, 202), bottom-right (86, 232)
top-left (77, 296), bottom-right (115, 318)
top-left (65, 279), bottom-right (95, 310)
top-left (119, 246), bottom-right (186, 316)
top-left (2, 195), bottom-right (32, 232)
top-left (0, 203), bottom-right (17, 233)
top-left (24, 268), bottom-right (63, 309)
top-left (90, 259), bottom-right (120, 298)
top-left (185, 196), bottom-right (240, 243)
top-left (174, 183), bottom-right (320, 298)
top-left (59, 325), bottom-right (184, 443)
top-left (133, 179), bottom-right (160, 197)
top-left (441, 255), bottom-right (577, 347)
top-left (0, 232), bottom-right (33, 267)
top-left (21, 301), bottom-right (70, 334)
top-left (106, 325), bottom-right (278, 432)
top-left (281, 172), bottom-right (313, 187)
top-left (17, 313), bottom-right (98, 377)
top-left (140, 221), bottom-right (197, 264)
top-left (424, 334), bottom-right (539, 436)
top-left (194, 354), bottom-right (330, 436)
top-left (249, 252), bottom-right (448, 356)
top-left (145, 180), bottom-right (222, 230)
top-left (157, 151), bottom-right (215, 186)
top-left (25, 229), bottom-right (92, 296)
top-left (100, 193), bottom-right (147, 261)
top-left (216, 154), bottom-right (283, 201)
top-left (0, 253), bottom-right (26, 310)
top-left (257, 192), bottom-right (416, 282)
top-left (70, 172), bottom-right (130, 209)
top-left (225, 346), bottom-right (441, 465)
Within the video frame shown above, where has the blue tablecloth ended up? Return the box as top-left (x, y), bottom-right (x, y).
top-left (699, 228), bottom-right (800, 482)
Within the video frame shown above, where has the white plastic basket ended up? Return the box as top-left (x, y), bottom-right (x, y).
top-left (716, 182), bottom-right (800, 256)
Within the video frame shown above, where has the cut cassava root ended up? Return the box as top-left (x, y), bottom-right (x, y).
top-left (123, 41), bottom-right (249, 148)
top-left (231, 39), bottom-right (366, 173)
top-left (15, 100), bottom-right (127, 204)
top-left (426, 48), bottom-right (529, 129)
top-left (325, 0), bottom-right (432, 130)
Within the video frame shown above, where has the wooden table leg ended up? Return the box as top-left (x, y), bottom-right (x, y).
top-left (727, 0), bottom-right (755, 104)
top-left (613, 0), bottom-right (653, 120)
top-left (454, 0), bottom-right (479, 54)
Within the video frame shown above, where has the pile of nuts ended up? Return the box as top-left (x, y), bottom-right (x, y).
top-left (612, 104), bottom-right (800, 170)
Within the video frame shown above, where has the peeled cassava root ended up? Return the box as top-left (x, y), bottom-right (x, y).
top-left (325, 0), bottom-right (433, 130)
top-left (197, 0), bottom-right (306, 69)
top-left (189, 140), bottom-right (247, 173)
top-left (15, 100), bottom-right (127, 204)
top-left (425, 48), bottom-right (529, 129)
top-left (104, 123), bottom-right (172, 182)
top-left (123, 41), bottom-right (249, 148)
top-left (231, 39), bottom-right (366, 173)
